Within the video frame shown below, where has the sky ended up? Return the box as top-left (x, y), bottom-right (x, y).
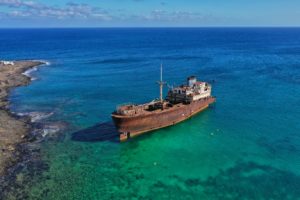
top-left (0, 0), bottom-right (300, 27)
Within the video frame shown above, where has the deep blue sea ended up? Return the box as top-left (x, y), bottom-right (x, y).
top-left (1, 28), bottom-right (300, 199)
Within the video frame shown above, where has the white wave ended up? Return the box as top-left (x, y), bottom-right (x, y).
top-left (34, 60), bottom-right (51, 66)
top-left (22, 67), bottom-right (38, 80)
top-left (42, 125), bottom-right (61, 137)
top-left (22, 60), bottom-right (51, 80)
top-left (41, 122), bottom-right (66, 137)
top-left (17, 111), bottom-right (54, 122)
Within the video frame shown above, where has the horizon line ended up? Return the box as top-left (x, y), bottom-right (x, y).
top-left (1, 26), bottom-right (300, 29)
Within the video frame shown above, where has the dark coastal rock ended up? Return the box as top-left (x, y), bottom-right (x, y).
top-left (0, 60), bottom-right (49, 198)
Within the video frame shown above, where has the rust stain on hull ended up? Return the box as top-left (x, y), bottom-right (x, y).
top-left (112, 97), bottom-right (215, 141)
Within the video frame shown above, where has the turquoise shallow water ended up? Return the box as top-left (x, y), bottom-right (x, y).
top-left (1, 28), bottom-right (300, 199)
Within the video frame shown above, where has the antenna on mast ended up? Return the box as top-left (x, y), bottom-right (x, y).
top-left (157, 62), bottom-right (166, 103)
top-left (160, 63), bottom-right (163, 82)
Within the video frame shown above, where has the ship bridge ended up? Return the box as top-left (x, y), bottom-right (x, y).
top-left (166, 76), bottom-right (211, 104)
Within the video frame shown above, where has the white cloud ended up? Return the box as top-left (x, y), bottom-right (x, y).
top-left (9, 10), bottom-right (30, 17)
top-left (0, 1), bottom-right (220, 26)
top-left (0, 0), bottom-right (38, 8)
top-left (0, 0), bottom-right (112, 20)
top-left (135, 9), bottom-right (212, 23)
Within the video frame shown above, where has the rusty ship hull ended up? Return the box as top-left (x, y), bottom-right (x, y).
top-left (112, 97), bottom-right (215, 141)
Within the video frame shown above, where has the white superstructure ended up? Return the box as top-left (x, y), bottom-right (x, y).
top-left (166, 76), bottom-right (212, 104)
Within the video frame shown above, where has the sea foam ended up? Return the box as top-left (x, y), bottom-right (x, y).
top-left (22, 67), bottom-right (38, 80)
top-left (41, 124), bottom-right (62, 137)
top-left (17, 111), bottom-right (54, 122)
top-left (22, 60), bottom-right (50, 80)
top-left (35, 60), bottom-right (50, 66)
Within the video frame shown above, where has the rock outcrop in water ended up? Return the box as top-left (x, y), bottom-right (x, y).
top-left (0, 60), bottom-right (44, 176)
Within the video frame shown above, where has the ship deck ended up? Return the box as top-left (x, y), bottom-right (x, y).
top-left (112, 97), bottom-right (214, 118)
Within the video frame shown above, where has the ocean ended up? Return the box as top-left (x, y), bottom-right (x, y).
top-left (1, 28), bottom-right (300, 199)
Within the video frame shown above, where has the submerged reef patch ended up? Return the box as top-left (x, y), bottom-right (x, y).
top-left (148, 161), bottom-right (300, 200)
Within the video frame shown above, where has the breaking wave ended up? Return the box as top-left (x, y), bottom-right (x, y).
top-left (17, 111), bottom-right (54, 123)
top-left (22, 67), bottom-right (38, 80)
top-left (39, 122), bottom-right (66, 138)
top-left (16, 111), bottom-right (67, 139)
top-left (35, 60), bottom-right (51, 66)
top-left (22, 60), bottom-right (50, 80)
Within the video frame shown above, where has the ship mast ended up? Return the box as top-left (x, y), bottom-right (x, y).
top-left (157, 63), bottom-right (165, 103)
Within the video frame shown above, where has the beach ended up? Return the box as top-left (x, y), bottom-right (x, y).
top-left (0, 60), bottom-right (44, 176)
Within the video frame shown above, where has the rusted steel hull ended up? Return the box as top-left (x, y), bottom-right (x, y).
top-left (112, 97), bottom-right (215, 141)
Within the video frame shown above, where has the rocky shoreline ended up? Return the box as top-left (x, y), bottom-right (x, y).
top-left (0, 60), bottom-right (45, 176)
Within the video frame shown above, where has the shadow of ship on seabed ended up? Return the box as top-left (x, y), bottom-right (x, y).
top-left (71, 122), bottom-right (119, 143)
